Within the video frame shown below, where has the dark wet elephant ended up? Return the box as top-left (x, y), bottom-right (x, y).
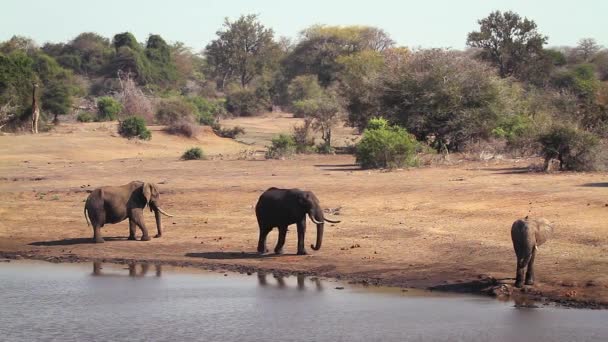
top-left (84, 181), bottom-right (173, 243)
top-left (511, 217), bottom-right (554, 288)
top-left (255, 187), bottom-right (340, 255)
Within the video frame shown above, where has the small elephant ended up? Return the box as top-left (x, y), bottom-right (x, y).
top-left (511, 217), bottom-right (554, 288)
top-left (84, 181), bottom-right (173, 243)
top-left (255, 187), bottom-right (340, 255)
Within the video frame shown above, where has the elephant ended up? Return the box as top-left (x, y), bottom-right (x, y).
top-left (84, 181), bottom-right (173, 243)
top-left (255, 187), bottom-right (340, 255)
top-left (511, 217), bottom-right (554, 288)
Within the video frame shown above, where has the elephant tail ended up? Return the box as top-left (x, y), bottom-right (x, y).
top-left (84, 202), bottom-right (90, 227)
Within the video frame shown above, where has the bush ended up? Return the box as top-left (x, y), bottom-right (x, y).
top-left (538, 125), bottom-right (600, 171)
top-left (187, 97), bottom-right (226, 126)
top-left (292, 122), bottom-right (315, 153)
top-left (156, 97), bottom-right (197, 125)
top-left (214, 125), bottom-right (245, 139)
top-left (76, 112), bottom-right (94, 122)
top-left (97, 96), bottom-right (122, 121)
top-left (181, 147), bottom-right (205, 160)
top-left (163, 119), bottom-right (200, 138)
top-left (225, 87), bottom-right (270, 116)
top-left (355, 118), bottom-right (419, 169)
top-left (265, 134), bottom-right (296, 159)
top-left (118, 116), bottom-right (151, 140)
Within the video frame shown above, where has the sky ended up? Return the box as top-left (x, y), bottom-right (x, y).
top-left (1, 0), bottom-right (606, 52)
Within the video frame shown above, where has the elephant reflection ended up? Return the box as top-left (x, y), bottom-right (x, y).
top-left (257, 272), bottom-right (323, 291)
top-left (92, 261), bottom-right (162, 277)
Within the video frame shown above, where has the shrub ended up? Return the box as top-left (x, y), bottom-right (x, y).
top-left (97, 96), bottom-right (122, 121)
top-left (187, 97), bottom-right (226, 126)
top-left (292, 122), bottom-right (315, 153)
top-left (225, 87), bottom-right (270, 116)
top-left (214, 125), bottom-right (245, 139)
top-left (164, 119), bottom-right (200, 138)
top-left (265, 134), bottom-right (296, 159)
top-left (538, 125), bottom-right (600, 171)
top-left (76, 112), bottom-right (94, 122)
top-left (181, 147), bottom-right (205, 160)
top-left (118, 116), bottom-right (151, 140)
top-left (156, 97), bottom-right (197, 125)
top-left (355, 118), bottom-right (419, 169)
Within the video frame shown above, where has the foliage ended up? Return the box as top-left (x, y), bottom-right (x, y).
top-left (292, 121), bottom-right (315, 153)
top-left (181, 147), bottom-right (205, 160)
top-left (205, 14), bottom-right (280, 89)
top-left (380, 49), bottom-right (508, 152)
top-left (287, 74), bottom-right (323, 108)
top-left (76, 112), bottom-right (94, 122)
top-left (355, 118), bottom-right (419, 169)
top-left (225, 86), bottom-right (270, 116)
top-left (187, 96), bottom-right (226, 125)
top-left (265, 134), bottom-right (296, 159)
top-left (164, 119), bottom-right (200, 138)
top-left (292, 87), bottom-right (342, 149)
top-left (118, 116), bottom-right (151, 140)
top-left (155, 97), bottom-right (197, 125)
top-left (214, 125), bottom-right (245, 139)
top-left (96, 96), bottom-right (122, 121)
top-left (467, 10), bottom-right (548, 79)
top-left (538, 125), bottom-right (600, 171)
top-left (42, 80), bottom-right (72, 123)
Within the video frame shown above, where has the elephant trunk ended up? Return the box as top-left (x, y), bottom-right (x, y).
top-left (311, 222), bottom-right (324, 251)
top-left (154, 208), bottom-right (163, 238)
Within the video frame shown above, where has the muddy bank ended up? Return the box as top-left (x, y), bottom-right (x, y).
top-left (1, 250), bottom-right (605, 310)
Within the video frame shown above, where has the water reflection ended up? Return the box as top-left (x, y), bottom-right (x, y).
top-left (257, 272), bottom-right (323, 291)
top-left (92, 262), bottom-right (162, 278)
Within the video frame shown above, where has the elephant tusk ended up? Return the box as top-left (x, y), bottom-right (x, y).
top-left (308, 214), bottom-right (323, 225)
top-left (157, 207), bottom-right (174, 217)
top-left (535, 245), bottom-right (538, 251)
top-left (324, 218), bottom-right (341, 224)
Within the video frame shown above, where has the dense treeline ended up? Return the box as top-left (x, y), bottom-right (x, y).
top-left (1, 11), bottom-right (607, 169)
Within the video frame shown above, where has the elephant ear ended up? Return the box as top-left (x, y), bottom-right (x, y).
top-left (298, 192), bottom-right (313, 209)
top-left (142, 183), bottom-right (153, 207)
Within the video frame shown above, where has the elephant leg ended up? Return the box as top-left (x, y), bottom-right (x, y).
top-left (128, 263), bottom-right (136, 277)
top-left (131, 210), bottom-right (150, 241)
top-left (128, 219), bottom-right (137, 240)
top-left (525, 248), bottom-right (537, 285)
top-left (257, 226), bottom-right (271, 254)
top-left (296, 219), bottom-right (307, 255)
top-left (274, 226), bottom-right (288, 255)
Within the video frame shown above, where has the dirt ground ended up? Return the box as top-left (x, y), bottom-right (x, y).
top-left (1, 116), bottom-right (607, 308)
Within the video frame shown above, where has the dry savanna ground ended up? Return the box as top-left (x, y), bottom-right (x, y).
top-left (1, 113), bottom-right (607, 307)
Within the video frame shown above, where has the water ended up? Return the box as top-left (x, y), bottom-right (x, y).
top-left (0, 261), bottom-right (606, 342)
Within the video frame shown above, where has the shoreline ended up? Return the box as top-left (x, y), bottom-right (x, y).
top-left (2, 250), bottom-right (606, 310)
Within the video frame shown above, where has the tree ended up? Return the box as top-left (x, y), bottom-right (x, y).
top-left (575, 38), bottom-right (602, 62)
top-left (467, 11), bottom-right (548, 78)
top-left (380, 49), bottom-right (510, 152)
top-left (41, 80), bottom-right (72, 124)
top-left (292, 87), bottom-right (343, 150)
top-left (205, 14), bottom-right (279, 89)
top-left (282, 25), bottom-right (394, 87)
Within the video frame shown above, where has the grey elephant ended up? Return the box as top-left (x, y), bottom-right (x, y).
top-left (511, 217), bottom-right (554, 288)
top-left (84, 181), bottom-right (173, 243)
top-left (255, 187), bottom-right (340, 255)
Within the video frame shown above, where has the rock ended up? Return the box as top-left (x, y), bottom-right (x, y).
top-left (335, 286), bottom-right (344, 290)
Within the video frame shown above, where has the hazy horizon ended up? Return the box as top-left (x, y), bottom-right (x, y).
top-left (1, 0), bottom-right (606, 52)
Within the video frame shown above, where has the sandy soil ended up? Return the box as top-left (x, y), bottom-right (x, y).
top-left (1, 118), bottom-right (607, 308)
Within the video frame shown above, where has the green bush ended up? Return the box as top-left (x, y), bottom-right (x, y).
top-left (156, 97), bottom-right (197, 125)
top-left (181, 147), bottom-right (205, 160)
top-left (187, 97), bottom-right (226, 126)
top-left (225, 87), bottom-right (270, 116)
top-left (118, 116), bottom-right (151, 140)
top-left (265, 134), bottom-right (296, 159)
top-left (355, 118), bottom-right (419, 169)
top-left (538, 125), bottom-right (600, 171)
top-left (76, 112), bottom-right (94, 122)
top-left (97, 96), bottom-right (122, 121)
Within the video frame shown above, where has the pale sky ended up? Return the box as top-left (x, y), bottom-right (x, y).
top-left (1, 0), bottom-right (606, 51)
